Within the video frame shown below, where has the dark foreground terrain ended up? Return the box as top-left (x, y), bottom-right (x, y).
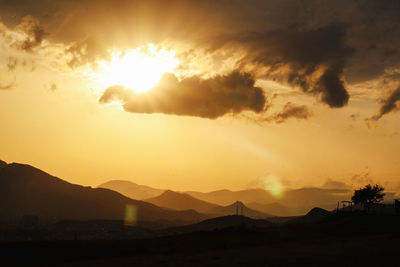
top-left (1, 213), bottom-right (399, 266)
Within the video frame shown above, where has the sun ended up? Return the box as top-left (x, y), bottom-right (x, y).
top-left (97, 44), bottom-right (180, 93)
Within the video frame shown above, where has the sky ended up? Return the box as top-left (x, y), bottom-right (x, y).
top-left (0, 0), bottom-right (400, 192)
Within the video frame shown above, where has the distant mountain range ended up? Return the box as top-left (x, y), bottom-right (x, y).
top-left (185, 188), bottom-right (351, 212)
top-left (98, 180), bottom-right (164, 200)
top-left (145, 190), bottom-right (272, 218)
top-left (0, 162), bottom-right (207, 225)
top-left (145, 190), bottom-right (219, 213)
top-left (100, 179), bottom-right (352, 216)
top-left (186, 189), bottom-right (272, 206)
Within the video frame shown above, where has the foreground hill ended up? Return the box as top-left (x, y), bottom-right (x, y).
top-left (210, 201), bottom-right (273, 219)
top-left (98, 180), bottom-right (164, 200)
top-left (291, 207), bottom-right (332, 223)
top-left (145, 190), bottom-right (220, 213)
top-left (0, 162), bottom-right (206, 224)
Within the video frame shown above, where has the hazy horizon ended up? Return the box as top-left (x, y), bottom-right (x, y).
top-left (2, 159), bottom-right (398, 199)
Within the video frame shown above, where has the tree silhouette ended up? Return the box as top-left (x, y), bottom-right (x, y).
top-left (351, 184), bottom-right (385, 211)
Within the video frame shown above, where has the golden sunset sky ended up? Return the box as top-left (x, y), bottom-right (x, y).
top-left (1, 0), bottom-right (399, 192)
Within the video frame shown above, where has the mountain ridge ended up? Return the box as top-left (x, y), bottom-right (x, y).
top-left (98, 180), bottom-right (164, 200)
top-left (0, 162), bottom-right (207, 225)
top-left (145, 190), bottom-right (220, 213)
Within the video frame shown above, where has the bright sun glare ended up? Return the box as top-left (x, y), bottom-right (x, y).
top-left (97, 44), bottom-right (180, 93)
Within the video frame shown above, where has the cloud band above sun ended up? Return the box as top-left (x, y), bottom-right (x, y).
top-left (1, 0), bottom-right (400, 122)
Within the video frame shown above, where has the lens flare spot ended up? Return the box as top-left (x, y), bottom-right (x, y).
top-left (262, 174), bottom-right (284, 197)
top-left (124, 204), bottom-right (137, 226)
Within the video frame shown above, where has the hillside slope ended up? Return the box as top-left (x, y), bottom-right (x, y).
top-left (0, 162), bottom-right (206, 224)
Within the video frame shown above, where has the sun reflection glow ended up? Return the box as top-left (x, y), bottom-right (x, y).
top-left (97, 44), bottom-right (180, 93)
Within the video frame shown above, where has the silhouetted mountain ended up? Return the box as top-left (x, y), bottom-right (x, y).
top-left (247, 202), bottom-right (301, 217)
top-left (0, 163), bottom-right (207, 225)
top-left (169, 215), bottom-right (273, 233)
top-left (98, 180), bottom-right (164, 200)
top-left (210, 201), bottom-right (272, 219)
top-left (0, 160), bottom-right (7, 168)
top-left (292, 207), bottom-right (332, 223)
top-left (145, 190), bottom-right (220, 213)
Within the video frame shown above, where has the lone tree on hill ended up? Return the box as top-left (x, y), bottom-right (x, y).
top-left (352, 184), bottom-right (385, 211)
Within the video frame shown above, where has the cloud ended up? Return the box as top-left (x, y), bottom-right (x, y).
top-left (66, 37), bottom-right (110, 68)
top-left (49, 82), bottom-right (57, 92)
top-left (209, 24), bottom-right (352, 108)
top-left (2, 0), bottom-right (400, 120)
top-left (99, 71), bottom-right (267, 119)
top-left (13, 15), bottom-right (46, 51)
top-left (7, 57), bottom-right (18, 71)
top-left (372, 87), bottom-right (400, 120)
top-left (0, 21), bottom-right (5, 33)
top-left (267, 102), bottom-right (312, 123)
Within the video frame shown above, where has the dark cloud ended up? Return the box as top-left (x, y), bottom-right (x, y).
top-left (209, 24), bottom-right (352, 108)
top-left (14, 15), bottom-right (46, 51)
top-left (99, 71), bottom-right (267, 119)
top-left (267, 102), bottom-right (312, 123)
top-left (372, 87), bottom-right (400, 120)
